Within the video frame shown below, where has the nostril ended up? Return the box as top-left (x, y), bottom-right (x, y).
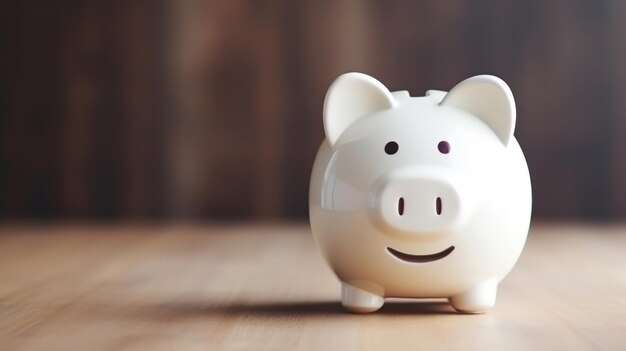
top-left (398, 197), bottom-right (404, 216)
top-left (436, 197), bottom-right (442, 215)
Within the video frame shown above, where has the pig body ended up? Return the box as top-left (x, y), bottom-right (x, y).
top-left (309, 73), bottom-right (532, 313)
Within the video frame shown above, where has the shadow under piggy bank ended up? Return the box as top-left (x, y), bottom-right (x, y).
top-left (224, 300), bottom-right (458, 316)
top-left (133, 299), bottom-right (460, 322)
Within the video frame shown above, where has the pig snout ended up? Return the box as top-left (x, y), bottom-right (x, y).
top-left (369, 169), bottom-right (469, 235)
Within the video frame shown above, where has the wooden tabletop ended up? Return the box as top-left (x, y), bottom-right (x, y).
top-left (0, 223), bottom-right (625, 350)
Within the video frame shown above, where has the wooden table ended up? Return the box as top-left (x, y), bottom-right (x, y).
top-left (0, 223), bottom-right (625, 350)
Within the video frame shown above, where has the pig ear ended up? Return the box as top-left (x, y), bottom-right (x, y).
top-left (324, 72), bottom-right (397, 146)
top-left (440, 75), bottom-right (515, 145)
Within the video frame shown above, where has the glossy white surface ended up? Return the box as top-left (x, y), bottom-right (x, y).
top-left (309, 73), bottom-right (532, 313)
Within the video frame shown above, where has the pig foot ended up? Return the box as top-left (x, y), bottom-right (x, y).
top-left (449, 279), bottom-right (498, 313)
top-left (341, 283), bottom-right (384, 313)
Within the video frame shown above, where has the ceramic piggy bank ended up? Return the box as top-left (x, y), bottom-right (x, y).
top-left (309, 73), bottom-right (532, 313)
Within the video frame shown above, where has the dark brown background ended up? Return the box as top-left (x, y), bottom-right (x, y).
top-left (2, 0), bottom-right (626, 220)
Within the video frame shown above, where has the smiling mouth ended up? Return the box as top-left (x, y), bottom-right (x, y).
top-left (387, 246), bottom-right (455, 263)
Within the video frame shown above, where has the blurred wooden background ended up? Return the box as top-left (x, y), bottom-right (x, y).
top-left (2, 0), bottom-right (626, 220)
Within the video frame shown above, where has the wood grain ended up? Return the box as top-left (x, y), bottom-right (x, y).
top-left (2, 1), bottom-right (626, 220)
top-left (0, 223), bottom-right (625, 350)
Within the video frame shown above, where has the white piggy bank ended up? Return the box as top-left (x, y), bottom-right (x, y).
top-left (309, 73), bottom-right (532, 313)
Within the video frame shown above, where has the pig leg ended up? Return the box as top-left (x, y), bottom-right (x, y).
top-left (448, 279), bottom-right (498, 313)
top-left (341, 282), bottom-right (384, 313)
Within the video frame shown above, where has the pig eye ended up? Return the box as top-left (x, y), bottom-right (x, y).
top-left (438, 141), bottom-right (450, 154)
top-left (385, 141), bottom-right (398, 155)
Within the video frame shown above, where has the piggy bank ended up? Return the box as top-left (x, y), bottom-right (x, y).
top-left (309, 73), bottom-right (532, 313)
